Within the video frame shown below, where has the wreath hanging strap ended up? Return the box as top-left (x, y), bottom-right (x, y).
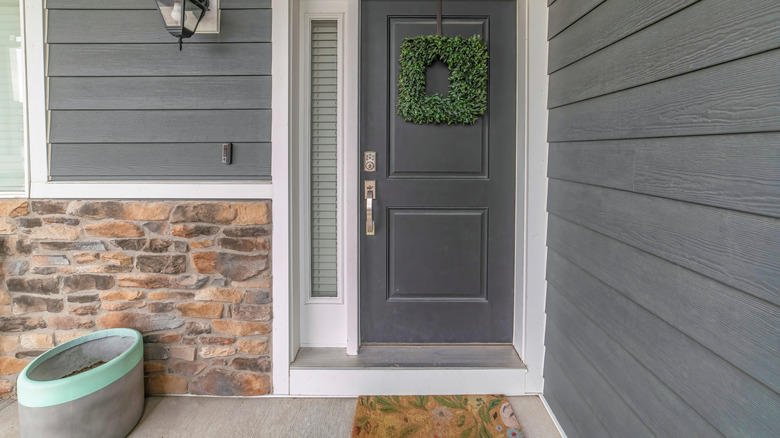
top-left (397, 34), bottom-right (489, 125)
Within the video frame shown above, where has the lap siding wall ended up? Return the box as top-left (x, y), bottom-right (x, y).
top-left (45, 0), bottom-right (273, 181)
top-left (543, 0), bottom-right (780, 436)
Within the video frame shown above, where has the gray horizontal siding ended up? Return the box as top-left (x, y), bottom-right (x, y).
top-left (548, 251), bottom-right (780, 437)
top-left (47, 9), bottom-right (271, 43)
top-left (50, 110), bottom-right (270, 144)
top-left (548, 216), bottom-right (780, 392)
top-left (549, 49), bottom-right (780, 142)
top-left (50, 143), bottom-right (271, 181)
top-left (543, 352), bottom-right (611, 438)
top-left (549, 0), bottom-right (780, 107)
top-left (46, 3), bottom-right (272, 181)
top-left (544, 1), bottom-right (780, 437)
top-left (548, 0), bottom-right (699, 73)
top-left (548, 179), bottom-right (780, 306)
top-left (46, 0), bottom-right (269, 9)
top-left (49, 77), bottom-right (271, 110)
top-left (545, 322), bottom-right (655, 438)
top-left (48, 44), bottom-right (271, 77)
top-left (546, 286), bottom-right (722, 437)
top-left (547, 0), bottom-right (605, 38)
top-left (548, 134), bottom-right (780, 219)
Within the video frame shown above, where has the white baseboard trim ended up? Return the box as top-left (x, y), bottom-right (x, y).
top-left (289, 368), bottom-right (527, 396)
top-left (540, 394), bottom-right (568, 438)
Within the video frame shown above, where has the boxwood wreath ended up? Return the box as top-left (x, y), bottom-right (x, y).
top-left (397, 34), bottom-right (488, 125)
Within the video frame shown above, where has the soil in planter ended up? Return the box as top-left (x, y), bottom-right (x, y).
top-left (63, 361), bottom-right (106, 378)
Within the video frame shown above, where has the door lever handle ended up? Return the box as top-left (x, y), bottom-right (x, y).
top-left (365, 180), bottom-right (375, 236)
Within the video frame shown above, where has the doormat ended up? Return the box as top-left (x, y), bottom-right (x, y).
top-left (351, 395), bottom-right (524, 438)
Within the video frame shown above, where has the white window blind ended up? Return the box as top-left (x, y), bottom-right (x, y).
top-left (310, 20), bottom-right (338, 298)
top-left (0, 0), bottom-right (24, 192)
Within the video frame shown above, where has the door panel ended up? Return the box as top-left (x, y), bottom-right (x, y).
top-left (360, 0), bottom-right (516, 343)
top-left (388, 208), bottom-right (487, 300)
top-left (388, 18), bottom-right (489, 178)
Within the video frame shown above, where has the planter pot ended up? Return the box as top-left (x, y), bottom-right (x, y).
top-left (17, 328), bottom-right (144, 438)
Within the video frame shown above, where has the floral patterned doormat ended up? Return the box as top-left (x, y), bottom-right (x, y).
top-left (352, 395), bottom-right (525, 438)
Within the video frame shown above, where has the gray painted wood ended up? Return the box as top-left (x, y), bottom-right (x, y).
top-left (50, 143), bottom-right (271, 180)
top-left (549, 133), bottom-right (780, 219)
top-left (45, 3), bottom-right (273, 181)
top-left (545, 322), bottom-right (655, 438)
top-left (549, 0), bottom-right (780, 107)
top-left (548, 140), bottom-right (636, 190)
top-left (633, 135), bottom-right (780, 220)
top-left (47, 9), bottom-right (271, 43)
top-left (291, 346), bottom-right (525, 369)
top-left (49, 77), bottom-right (271, 110)
top-left (47, 0), bottom-right (270, 9)
top-left (543, 353), bottom-right (611, 438)
top-left (548, 0), bottom-right (699, 73)
top-left (49, 110), bottom-right (270, 144)
top-left (48, 43), bottom-right (271, 76)
top-left (547, 179), bottom-right (780, 306)
top-left (548, 49), bottom-right (780, 142)
top-left (548, 215), bottom-right (780, 392)
top-left (547, 251), bottom-right (780, 437)
top-left (542, 394), bottom-right (578, 438)
top-left (546, 286), bottom-right (724, 438)
top-left (545, 1), bottom-right (780, 436)
top-left (547, 0), bottom-right (605, 39)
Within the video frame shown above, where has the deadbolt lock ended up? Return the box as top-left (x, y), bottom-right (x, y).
top-left (364, 151), bottom-right (377, 172)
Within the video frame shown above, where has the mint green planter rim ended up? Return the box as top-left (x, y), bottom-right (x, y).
top-left (17, 328), bottom-right (143, 408)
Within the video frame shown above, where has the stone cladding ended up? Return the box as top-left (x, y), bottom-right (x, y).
top-left (0, 200), bottom-right (272, 398)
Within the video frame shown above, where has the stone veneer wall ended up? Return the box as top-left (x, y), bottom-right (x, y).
top-left (0, 199), bottom-right (272, 398)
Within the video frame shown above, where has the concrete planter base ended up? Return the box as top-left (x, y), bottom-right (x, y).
top-left (16, 329), bottom-right (144, 438)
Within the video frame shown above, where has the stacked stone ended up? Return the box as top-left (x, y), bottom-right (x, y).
top-left (0, 199), bottom-right (272, 398)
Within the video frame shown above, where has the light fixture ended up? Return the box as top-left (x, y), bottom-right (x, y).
top-left (155, 0), bottom-right (210, 50)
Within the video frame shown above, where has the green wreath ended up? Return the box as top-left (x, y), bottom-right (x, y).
top-left (397, 34), bottom-right (488, 125)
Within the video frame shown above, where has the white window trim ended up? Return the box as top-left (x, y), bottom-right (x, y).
top-left (0, 0), bottom-right (31, 198)
top-left (22, 0), bottom-right (274, 200)
top-left (295, 1), bottom-right (352, 350)
top-left (300, 13), bottom-right (345, 307)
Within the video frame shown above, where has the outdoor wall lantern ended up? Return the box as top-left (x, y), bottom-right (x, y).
top-left (155, 0), bottom-right (218, 50)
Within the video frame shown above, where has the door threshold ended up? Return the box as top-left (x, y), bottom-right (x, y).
top-left (289, 346), bottom-right (527, 396)
top-left (292, 345), bottom-right (526, 369)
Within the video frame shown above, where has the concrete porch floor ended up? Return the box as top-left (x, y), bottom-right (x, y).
top-left (0, 395), bottom-right (561, 437)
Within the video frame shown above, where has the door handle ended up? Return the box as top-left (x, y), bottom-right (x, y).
top-left (365, 180), bottom-right (375, 236)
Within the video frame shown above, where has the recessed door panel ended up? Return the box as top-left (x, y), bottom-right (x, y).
top-left (388, 209), bottom-right (487, 301)
top-left (388, 19), bottom-right (489, 179)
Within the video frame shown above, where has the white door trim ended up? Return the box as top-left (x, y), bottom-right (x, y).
top-left (282, 0), bottom-right (549, 395)
top-left (521, 0), bottom-right (550, 394)
top-left (271, 0), bottom-right (292, 395)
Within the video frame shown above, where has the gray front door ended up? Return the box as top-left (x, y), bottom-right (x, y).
top-left (360, 0), bottom-right (517, 343)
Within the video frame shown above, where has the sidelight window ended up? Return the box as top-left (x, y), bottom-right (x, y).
top-left (309, 20), bottom-right (340, 299)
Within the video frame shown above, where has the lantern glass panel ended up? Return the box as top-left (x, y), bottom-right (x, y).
top-left (155, 0), bottom-right (208, 38)
top-left (182, 0), bottom-right (206, 35)
top-left (155, 0), bottom-right (183, 34)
